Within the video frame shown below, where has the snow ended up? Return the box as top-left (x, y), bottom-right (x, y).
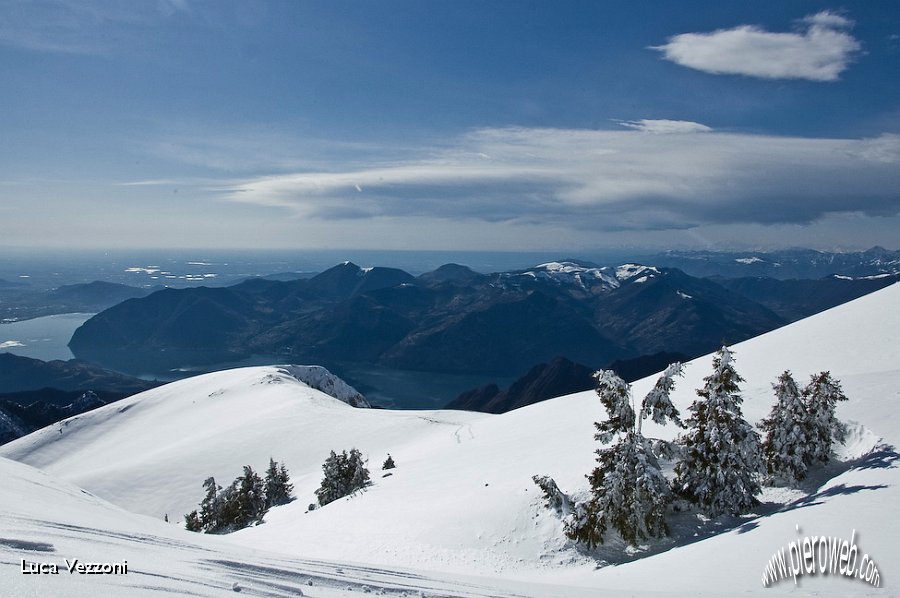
top-left (736, 257), bottom-right (765, 264)
top-left (527, 261), bottom-right (620, 290)
top-left (2, 282), bottom-right (899, 596)
top-left (523, 261), bottom-right (662, 291)
top-left (615, 264), bottom-right (659, 281)
top-left (277, 364), bottom-right (371, 408)
top-left (676, 290), bottom-right (692, 299)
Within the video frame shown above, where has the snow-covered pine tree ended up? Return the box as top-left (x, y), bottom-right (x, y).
top-left (184, 510), bottom-right (202, 532)
top-left (804, 371), bottom-right (849, 464)
top-left (216, 480), bottom-right (241, 532)
top-left (640, 362), bottom-right (685, 432)
top-left (532, 475), bottom-right (571, 515)
top-left (675, 347), bottom-right (762, 517)
top-left (316, 448), bottom-right (371, 507)
top-left (565, 364), bottom-right (684, 547)
top-left (264, 458), bottom-right (294, 508)
top-left (348, 448), bottom-right (370, 493)
top-left (316, 450), bottom-right (343, 506)
top-left (759, 371), bottom-right (810, 482)
top-left (232, 465), bottom-right (266, 528)
top-left (198, 476), bottom-right (223, 532)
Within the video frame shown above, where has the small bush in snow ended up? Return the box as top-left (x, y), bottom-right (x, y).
top-left (532, 475), bottom-right (570, 515)
top-left (382, 454), bottom-right (396, 470)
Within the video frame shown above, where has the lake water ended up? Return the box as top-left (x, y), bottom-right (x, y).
top-left (0, 314), bottom-right (512, 409)
top-left (159, 356), bottom-right (513, 410)
top-left (0, 313), bottom-right (94, 361)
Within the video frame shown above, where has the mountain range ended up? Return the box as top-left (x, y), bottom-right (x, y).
top-left (69, 259), bottom-right (899, 389)
top-left (0, 280), bottom-right (158, 321)
top-left (69, 260), bottom-right (787, 378)
top-left (642, 246), bottom-right (900, 280)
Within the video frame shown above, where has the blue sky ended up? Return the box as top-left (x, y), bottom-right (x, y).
top-left (2, 1), bottom-right (899, 251)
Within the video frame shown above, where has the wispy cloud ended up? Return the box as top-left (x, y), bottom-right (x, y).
top-left (213, 125), bottom-right (900, 233)
top-left (0, 0), bottom-right (189, 54)
top-left (652, 11), bottom-right (861, 81)
top-left (616, 119), bottom-right (713, 134)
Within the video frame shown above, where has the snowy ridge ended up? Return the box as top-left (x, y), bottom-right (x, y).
top-left (515, 261), bottom-right (661, 291)
top-left (276, 364), bottom-right (370, 408)
top-left (1, 283), bottom-right (899, 596)
top-left (614, 263), bottom-right (660, 281)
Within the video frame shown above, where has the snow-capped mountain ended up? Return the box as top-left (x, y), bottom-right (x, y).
top-left (501, 261), bottom-right (661, 294)
top-left (648, 246), bottom-right (900, 279)
top-left (68, 260), bottom-right (784, 379)
top-left (2, 282), bottom-right (898, 595)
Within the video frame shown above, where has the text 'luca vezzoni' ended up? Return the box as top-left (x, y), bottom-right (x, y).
top-left (21, 558), bottom-right (128, 575)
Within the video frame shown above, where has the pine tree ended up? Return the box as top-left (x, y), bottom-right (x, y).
top-left (316, 448), bottom-right (371, 507)
top-left (348, 448), bottom-right (370, 491)
top-left (199, 476), bottom-right (223, 532)
top-left (804, 371), bottom-right (849, 464)
top-left (382, 454), bottom-right (396, 470)
top-left (184, 510), bottom-right (202, 532)
top-left (760, 371), bottom-right (810, 481)
top-left (232, 465), bottom-right (266, 528)
top-left (264, 458), bottom-right (294, 508)
top-left (675, 347), bottom-right (762, 517)
top-left (216, 480), bottom-right (240, 532)
top-left (565, 364), bottom-right (683, 547)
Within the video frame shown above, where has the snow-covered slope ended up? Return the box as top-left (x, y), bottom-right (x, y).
top-left (2, 282), bottom-right (899, 596)
top-left (0, 456), bottom-right (553, 597)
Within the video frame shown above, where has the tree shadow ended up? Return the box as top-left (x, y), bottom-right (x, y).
top-left (778, 483), bottom-right (889, 513)
top-left (851, 444), bottom-right (899, 470)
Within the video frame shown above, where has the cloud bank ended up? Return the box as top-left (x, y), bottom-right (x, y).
top-left (653, 11), bottom-right (861, 81)
top-left (218, 124), bottom-right (900, 233)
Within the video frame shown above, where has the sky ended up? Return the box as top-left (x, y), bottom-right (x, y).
top-left (1, 0), bottom-right (900, 252)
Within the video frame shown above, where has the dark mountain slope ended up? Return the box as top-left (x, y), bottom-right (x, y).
top-left (384, 291), bottom-right (622, 374)
top-left (0, 353), bottom-right (157, 394)
top-left (714, 275), bottom-right (900, 321)
top-left (69, 261), bottom-right (803, 379)
top-left (446, 356), bottom-right (596, 413)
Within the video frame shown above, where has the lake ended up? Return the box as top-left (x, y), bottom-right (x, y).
top-left (159, 356), bottom-right (514, 410)
top-left (0, 313), bottom-right (94, 362)
top-left (0, 314), bottom-right (512, 409)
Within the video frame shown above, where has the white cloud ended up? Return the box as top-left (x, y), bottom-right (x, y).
top-left (652, 11), bottom-right (861, 81)
top-left (0, 340), bottom-right (25, 349)
top-left (216, 126), bottom-right (900, 233)
top-left (616, 119), bottom-right (713, 134)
